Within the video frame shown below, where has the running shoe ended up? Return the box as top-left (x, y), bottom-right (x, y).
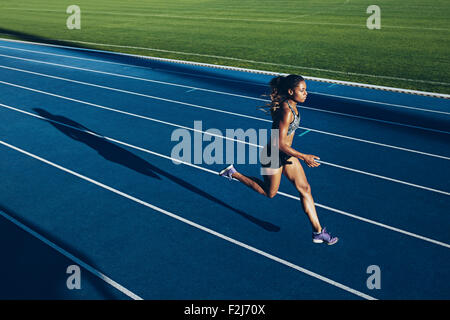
top-left (219, 164), bottom-right (237, 180)
top-left (312, 227), bottom-right (339, 245)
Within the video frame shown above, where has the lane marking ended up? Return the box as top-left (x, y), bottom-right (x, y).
top-left (278, 192), bottom-right (450, 249)
top-left (301, 128), bottom-right (450, 160)
top-left (317, 160), bottom-right (450, 196)
top-left (1, 37), bottom-right (449, 99)
top-left (0, 38), bottom-right (269, 88)
top-left (298, 105), bottom-right (449, 135)
top-left (44, 40), bottom-right (450, 85)
top-left (0, 63), bottom-right (269, 122)
top-left (0, 139), bottom-right (377, 300)
top-left (0, 70), bottom-right (447, 162)
top-left (305, 91), bottom-right (450, 116)
top-left (1, 102), bottom-right (449, 249)
top-left (298, 130), bottom-right (311, 137)
top-left (1, 39), bottom-right (449, 89)
top-left (0, 44), bottom-right (274, 99)
top-left (0, 210), bottom-right (143, 300)
top-left (0, 58), bottom-right (448, 135)
top-left (1, 44), bottom-right (450, 115)
top-left (0, 79), bottom-right (449, 195)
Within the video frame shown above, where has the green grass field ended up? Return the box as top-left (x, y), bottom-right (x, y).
top-left (0, 0), bottom-right (449, 94)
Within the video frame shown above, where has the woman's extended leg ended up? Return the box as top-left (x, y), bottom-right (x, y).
top-left (282, 157), bottom-right (322, 232)
top-left (220, 164), bottom-right (283, 199)
top-left (232, 167), bottom-right (283, 198)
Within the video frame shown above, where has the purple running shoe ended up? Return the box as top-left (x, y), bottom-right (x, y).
top-left (312, 227), bottom-right (338, 245)
top-left (219, 164), bottom-right (237, 180)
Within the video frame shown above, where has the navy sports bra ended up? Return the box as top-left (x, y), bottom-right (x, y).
top-left (273, 101), bottom-right (300, 135)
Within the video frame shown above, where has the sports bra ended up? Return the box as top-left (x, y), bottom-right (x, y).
top-left (272, 101), bottom-right (300, 135)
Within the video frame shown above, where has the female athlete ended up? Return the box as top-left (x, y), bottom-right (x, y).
top-left (219, 74), bottom-right (338, 245)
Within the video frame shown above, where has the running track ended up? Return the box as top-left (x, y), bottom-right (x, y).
top-left (0, 38), bottom-right (449, 300)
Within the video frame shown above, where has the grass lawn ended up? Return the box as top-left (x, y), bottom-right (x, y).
top-left (0, 0), bottom-right (449, 94)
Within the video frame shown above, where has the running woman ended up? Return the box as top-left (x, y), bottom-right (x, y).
top-left (219, 74), bottom-right (338, 245)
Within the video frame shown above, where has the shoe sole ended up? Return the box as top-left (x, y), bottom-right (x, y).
top-left (312, 238), bottom-right (339, 245)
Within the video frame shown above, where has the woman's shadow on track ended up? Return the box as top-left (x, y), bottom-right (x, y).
top-left (33, 108), bottom-right (280, 232)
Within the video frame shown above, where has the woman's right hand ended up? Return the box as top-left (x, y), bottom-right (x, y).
top-left (301, 154), bottom-right (321, 167)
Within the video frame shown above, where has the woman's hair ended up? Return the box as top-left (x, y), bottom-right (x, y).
top-left (260, 74), bottom-right (305, 119)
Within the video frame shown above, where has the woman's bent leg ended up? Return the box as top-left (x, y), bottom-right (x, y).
top-left (282, 158), bottom-right (322, 232)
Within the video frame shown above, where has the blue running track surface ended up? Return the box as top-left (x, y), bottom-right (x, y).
top-left (0, 38), bottom-right (449, 300)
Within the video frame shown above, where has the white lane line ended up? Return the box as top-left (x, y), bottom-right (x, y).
top-left (0, 79), bottom-right (449, 195)
top-left (0, 56), bottom-right (448, 136)
top-left (1, 44), bottom-right (448, 116)
top-left (0, 139), bottom-right (376, 300)
top-left (277, 192), bottom-right (450, 249)
top-left (298, 105), bottom-right (450, 135)
top-left (305, 91), bottom-right (450, 116)
top-left (0, 69), bottom-right (447, 162)
top-left (0, 63), bottom-right (267, 123)
top-left (0, 210), bottom-right (143, 300)
top-left (1, 37), bottom-right (449, 99)
top-left (1, 101), bottom-right (449, 250)
top-left (0, 97), bottom-right (262, 149)
top-left (317, 160), bottom-right (450, 196)
top-left (302, 128), bottom-right (450, 161)
top-left (0, 51), bottom-right (445, 161)
top-left (47, 40), bottom-right (450, 85)
top-left (0, 46), bottom-right (267, 101)
top-left (0, 38), bottom-right (268, 88)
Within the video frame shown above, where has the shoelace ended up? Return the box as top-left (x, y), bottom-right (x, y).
top-left (321, 228), bottom-right (333, 240)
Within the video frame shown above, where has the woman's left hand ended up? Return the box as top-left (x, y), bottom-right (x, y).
top-left (302, 154), bottom-right (321, 167)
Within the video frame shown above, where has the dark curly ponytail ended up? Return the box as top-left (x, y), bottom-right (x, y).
top-left (260, 74), bottom-right (305, 119)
